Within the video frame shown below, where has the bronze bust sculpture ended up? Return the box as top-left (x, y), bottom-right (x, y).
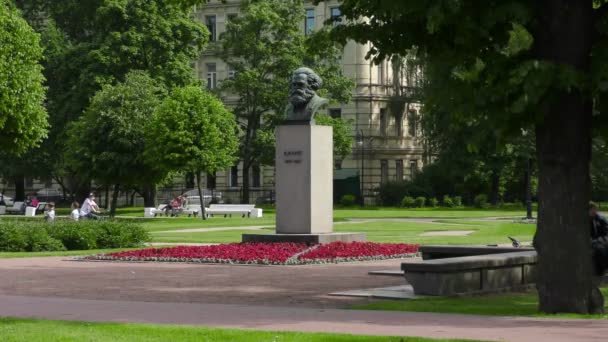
top-left (284, 67), bottom-right (329, 124)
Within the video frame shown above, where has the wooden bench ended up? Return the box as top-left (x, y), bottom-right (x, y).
top-left (402, 247), bottom-right (537, 296)
top-left (205, 204), bottom-right (256, 218)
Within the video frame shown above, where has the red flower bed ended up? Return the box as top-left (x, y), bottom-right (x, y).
top-left (299, 241), bottom-right (419, 263)
top-left (101, 243), bottom-right (308, 265)
top-left (89, 242), bottom-right (419, 265)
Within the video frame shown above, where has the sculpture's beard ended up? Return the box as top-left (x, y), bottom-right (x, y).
top-left (289, 87), bottom-right (315, 107)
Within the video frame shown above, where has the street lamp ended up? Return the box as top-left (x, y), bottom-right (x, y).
top-left (356, 130), bottom-right (365, 206)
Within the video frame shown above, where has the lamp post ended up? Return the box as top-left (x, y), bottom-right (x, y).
top-left (356, 130), bottom-right (364, 206)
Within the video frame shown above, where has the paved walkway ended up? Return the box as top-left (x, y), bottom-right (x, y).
top-left (1, 294), bottom-right (607, 342)
top-left (1, 257), bottom-right (607, 341)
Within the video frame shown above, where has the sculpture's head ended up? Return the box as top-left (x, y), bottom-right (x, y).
top-left (289, 67), bottom-right (322, 107)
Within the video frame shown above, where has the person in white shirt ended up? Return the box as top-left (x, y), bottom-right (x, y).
top-left (70, 201), bottom-right (80, 221)
top-left (80, 193), bottom-right (101, 220)
top-left (44, 202), bottom-right (56, 222)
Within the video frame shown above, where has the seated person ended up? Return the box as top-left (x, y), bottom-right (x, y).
top-left (590, 202), bottom-right (608, 274)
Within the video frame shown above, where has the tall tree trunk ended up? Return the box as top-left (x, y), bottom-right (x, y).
top-left (534, 0), bottom-right (600, 314)
top-left (241, 164), bottom-right (250, 204)
top-left (110, 184), bottom-right (120, 218)
top-left (13, 175), bottom-right (25, 201)
top-left (104, 185), bottom-right (110, 209)
top-left (141, 183), bottom-right (157, 207)
top-left (195, 172), bottom-right (207, 220)
top-left (525, 158), bottom-right (533, 220)
top-left (489, 170), bottom-right (500, 206)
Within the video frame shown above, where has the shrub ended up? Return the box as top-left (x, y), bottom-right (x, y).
top-left (453, 196), bottom-right (463, 207)
top-left (378, 181), bottom-right (410, 206)
top-left (474, 194), bottom-right (489, 208)
top-left (340, 194), bottom-right (357, 206)
top-left (414, 196), bottom-right (426, 208)
top-left (0, 220), bottom-right (149, 252)
top-left (442, 195), bottom-right (455, 207)
top-left (401, 196), bottom-right (415, 208)
top-left (429, 198), bottom-right (439, 207)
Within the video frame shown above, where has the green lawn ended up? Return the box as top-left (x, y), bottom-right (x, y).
top-left (147, 219), bottom-right (535, 246)
top-left (353, 288), bottom-right (608, 319)
top-left (0, 318), bottom-right (477, 342)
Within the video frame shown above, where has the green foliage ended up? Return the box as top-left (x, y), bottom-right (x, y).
top-left (147, 86), bottom-right (239, 176)
top-left (377, 181), bottom-right (409, 206)
top-left (65, 71), bottom-right (167, 187)
top-left (453, 196), bottom-right (463, 207)
top-left (0, 220), bottom-right (148, 252)
top-left (474, 194), bottom-right (489, 209)
top-left (401, 196), bottom-right (415, 208)
top-left (339, 194), bottom-right (357, 206)
top-left (414, 196), bottom-right (427, 208)
top-left (442, 195), bottom-right (454, 208)
top-left (429, 198), bottom-right (439, 207)
top-left (314, 114), bottom-right (353, 163)
top-left (0, 0), bottom-right (48, 154)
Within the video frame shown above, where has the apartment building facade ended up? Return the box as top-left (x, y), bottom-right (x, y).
top-left (194, 0), bottom-right (425, 204)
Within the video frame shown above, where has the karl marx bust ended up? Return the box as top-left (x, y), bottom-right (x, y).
top-left (284, 67), bottom-right (329, 124)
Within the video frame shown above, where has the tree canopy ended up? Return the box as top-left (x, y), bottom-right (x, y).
top-left (219, 0), bottom-right (355, 203)
top-left (146, 86), bottom-right (239, 218)
top-left (334, 0), bottom-right (608, 314)
top-left (0, 0), bottom-right (47, 154)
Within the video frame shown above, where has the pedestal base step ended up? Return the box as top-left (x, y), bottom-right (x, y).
top-left (242, 233), bottom-right (366, 244)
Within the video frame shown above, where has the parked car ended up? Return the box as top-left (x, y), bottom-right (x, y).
top-left (0, 194), bottom-right (13, 206)
top-left (33, 188), bottom-right (64, 203)
top-left (182, 189), bottom-right (223, 206)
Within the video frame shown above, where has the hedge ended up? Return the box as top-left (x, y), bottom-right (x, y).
top-left (0, 220), bottom-right (149, 252)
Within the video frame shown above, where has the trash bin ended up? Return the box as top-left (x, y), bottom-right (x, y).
top-left (144, 207), bottom-right (155, 218)
top-left (25, 206), bottom-right (36, 217)
top-left (0, 206), bottom-right (5, 215)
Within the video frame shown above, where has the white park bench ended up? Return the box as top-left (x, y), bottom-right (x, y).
top-left (148, 204), bottom-right (167, 217)
top-left (205, 204), bottom-right (260, 218)
top-left (182, 204), bottom-right (201, 217)
top-left (5, 202), bottom-right (24, 214)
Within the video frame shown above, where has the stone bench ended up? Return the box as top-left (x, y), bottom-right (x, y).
top-left (420, 245), bottom-right (535, 260)
top-left (206, 204), bottom-right (257, 218)
top-left (402, 250), bottom-right (537, 296)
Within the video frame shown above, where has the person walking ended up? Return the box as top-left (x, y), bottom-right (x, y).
top-left (44, 202), bottom-right (56, 222)
top-left (70, 201), bottom-right (80, 221)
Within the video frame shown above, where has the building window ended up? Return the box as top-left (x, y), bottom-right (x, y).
top-left (230, 165), bottom-right (239, 187)
top-left (227, 67), bottom-right (236, 80)
top-left (377, 62), bottom-right (384, 84)
top-left (185, 172), bottom-right (195, 189)
top-left (251, 164), bottom-right (261, 188)
top-left (206, 63), bottom-right (217, 89)
top-left (410, 160), bottom-right (418, 179)
top-left (408, 110), bottom-right (418, 137)
top-left (305, 9), bottom-right (315, 35)
top-left (206, 172), bottom-right (216, 190)
top-left (396, 114), bottom-right (403, 137)
top-left (330, 7), bottom-right (342, 26)
top-left (396, 160), bottom-right (404, 181)
top-left (380, 160), bottom-right (389, 184)
top-left (380, 108), bottom-right (388, 137)
top-left (205, 15), bottom-right (216, 42)
top-left (329, 108), bottom-right (342, 119)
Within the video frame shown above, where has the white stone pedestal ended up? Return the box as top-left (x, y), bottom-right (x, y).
top-left (242, 125), bottom-right (366, 244)
top-left (144, 207), bottom-right (155, 218)
top-left (0, 206), bottom-right (6, 215)
top-left (275, 125), bottom-right (333, 234)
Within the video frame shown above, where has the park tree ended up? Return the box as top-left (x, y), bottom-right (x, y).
top-left (0, 0), bottom-right (47, 155)
top-left (219, 0), bottom-right (355, 203)
top-left (65, 71), bottom-right (167, 216)
top-left (333, 0), bottom-right (608, 313)
top-left (146, 86), bottom-right (239, 219)
top-left (13, 0), bottom-right (208, 202)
